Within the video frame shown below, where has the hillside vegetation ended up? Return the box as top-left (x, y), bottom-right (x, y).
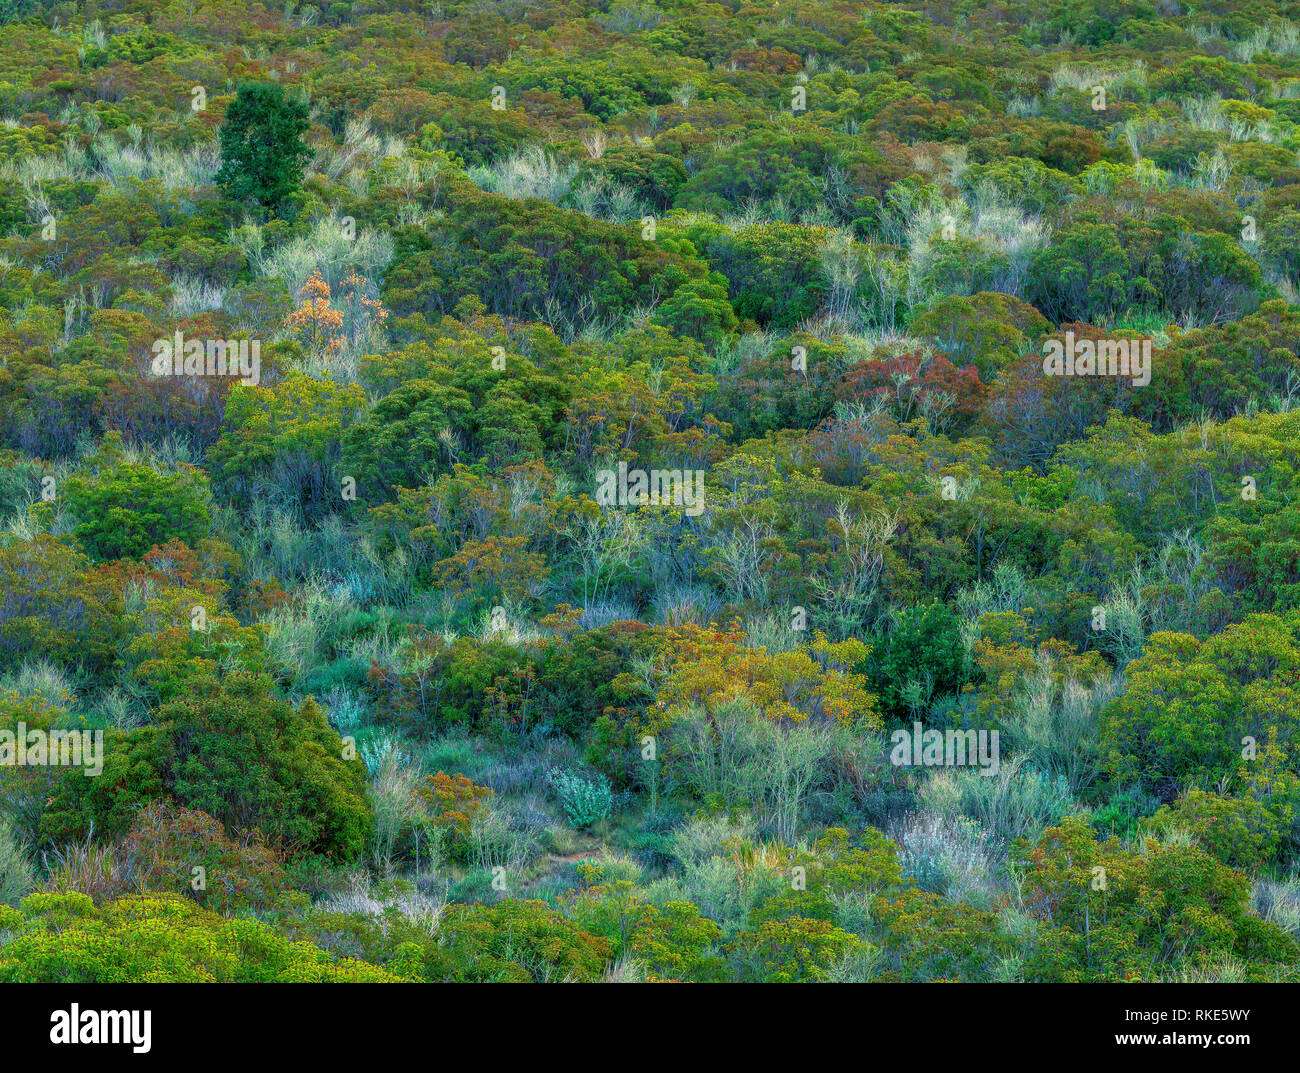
top-left (1, 0), bottom-right (1300, 983)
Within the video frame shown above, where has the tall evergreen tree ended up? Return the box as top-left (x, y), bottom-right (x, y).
top-left (215, 82), bottom-right (311, 213)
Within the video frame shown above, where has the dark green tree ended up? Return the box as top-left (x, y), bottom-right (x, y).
top-left (864, 601), bottom-right (970, 721)
top-left (64, 458), bottom-right (211, 562)
top-left (215, 83), bottom-right (311, 212)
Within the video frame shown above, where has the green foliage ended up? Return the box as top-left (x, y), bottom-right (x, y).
top-left (689, 221), bottom-right (828, 333)
top-left (549, 767), bottom-right (614, 829)
top-left (911, 292), bottom-right (1051, 379)
top-left (120, 803), bottom-right (293, 916)
top-left (0, 817), bottom-right (34, 906)
top-left (0, 892), bottom-right (398, 982)
top-left (292, 896), bottom-right (614, 982)
top-left (1145, 789), bottom-right (1286, 872)
top-left (64, 457), bottom-right (211, 562)
top-left (0, 0), bottom-right (1298, 987)
top-left (651, 272), bottom-right (738, 349)
top-left (1089, 782), bottom-right (1161, 839)
top-left (1014, 817), bottom-right (1298, 981)
top-left (215, 83), bottom-right (311, 212)
top-left (864, 602), bottom-right (970, 720)
top-left (42, 673), bottom-right (371, 861)
top-left (1100, 614), bottom-right (1300, 793)
top-left (0, 0), bottom-right (40, 24)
